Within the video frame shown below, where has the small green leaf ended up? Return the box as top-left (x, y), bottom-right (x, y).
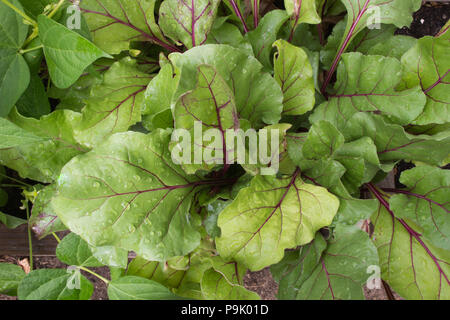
top-left (0, 212), bottom-right (26, 229)
top-left (56, 233), bottom-right (103, 267)
top-left (15, 74), bottom-right (51, 119)
top-left (108, 276), bottom-right (179, 300)
top-left (38, 14), bottom-right (110, 89)
top-left (18, 269), bottom-right (93, 300)
top-left (0, 263), bottom-right (26, 296)
top-left (245, 10), bottom-right (289, 70)
top-left (302, 120), bottom-right (344, 159)
top-left (273, 39), bottom-right (315, 116)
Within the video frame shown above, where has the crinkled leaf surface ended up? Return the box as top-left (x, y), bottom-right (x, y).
top-left (273, 39), bottom-right (315, 116)
top-left (159, 0), bottom-right (221, 49)
top-left (37, 15), bottom-right (110, 89)
top-left (372, 205), bottom-right (450, 300)
top-left (0, 0), bottom-right (30, 117)
top-left (302, 120), bottom-right (344, 160)
top-left (0, 263), bottom-right (26, 296)
top-left (17, 269), bottom-right (93, 300)
top-left (170, 44), bottom-right (283, 128)
top-left (75, 57), bottom-right (152, 148)
top-left (389, 166), bottom-right (450, 250)
top-left (216, 172), bottom-right (339, 271)
top-left (80, 0), bottom-right (168, 54)
top-left (311, 53), bottom-right (426, 131)
top-left (52, 130), bottom-right (204, 262)
top-left (400, 35), bottom-right (450, 125)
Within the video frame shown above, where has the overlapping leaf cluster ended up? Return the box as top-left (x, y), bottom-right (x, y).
top-left (0, 0), bottom-right (448, 300)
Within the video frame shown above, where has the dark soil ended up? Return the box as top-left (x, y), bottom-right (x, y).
top-left (1, 3), bottom-right (448, 301)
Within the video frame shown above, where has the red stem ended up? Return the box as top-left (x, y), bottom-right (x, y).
top-left (229, 0), bottom-right (249, 33)
top-left (320, 0), bottom-right (370, 96)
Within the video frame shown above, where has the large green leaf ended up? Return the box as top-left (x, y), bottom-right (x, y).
top-left (371, 204), bottom-right (450, 300)
top-left (170, 44), bottom-right (284, 128)
top-left (108, 276), bottom-right (180, 300)
top-left (56, 233), bottom-right (103, 267)
top-left (0, 109), bottom-right (86, 183)
top-left (80, 0), bottom-right (170, 54)
top-left (52, 130), bottom-right (204, 262)
top-left (0, 263), bottom-right (26, 296)
top-left (159, 0), bottom-right (221, 49)
top-left (345, 113), bottom-right (450, 166)
top-left (17, 269), bottom-right (93, 300)
top-left (274, 226), bottom-right (379, 299)
top-left (172, 64), bottom-right (239, 174)
top-left (245, 10), bottom-right (289, 70)
top-left (302, 120), bottom-right (344, 160)
top-left (216, 172), bottom-right (339, 271)
top-left (389, 166), bottom-right (450, 250)
top-left (0, 0), bottom-right (30, 117)
top-left (75, 57), bottom-right (152, 148)
top-left (37, 15), bottom-right (110, 89)
top-left (400, 35), bottom-right (450, 125)
top-left (311, 53), bottom-right (426, 131)
top-left (273, 39), bottom-right (315, 116)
